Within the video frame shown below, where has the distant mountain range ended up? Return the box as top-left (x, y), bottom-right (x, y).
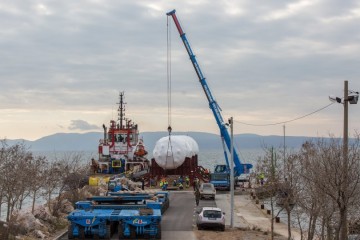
top-left (5, 131), bottom-right (322, 152)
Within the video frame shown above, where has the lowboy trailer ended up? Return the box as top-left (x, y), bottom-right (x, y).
top-left (67, 191), bottom-right (169, 239)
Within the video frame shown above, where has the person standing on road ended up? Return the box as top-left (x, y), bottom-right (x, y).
top-left (194, 188), bottom-right (201, 206)
top-left (193, 177), bottom-right (200, 191)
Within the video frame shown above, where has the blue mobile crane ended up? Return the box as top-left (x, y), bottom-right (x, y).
top-left (166, 9), bottom-right (253, 190)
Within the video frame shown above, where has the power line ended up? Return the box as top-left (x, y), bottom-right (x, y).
top-left (234, 102), bottom-right (336, 126)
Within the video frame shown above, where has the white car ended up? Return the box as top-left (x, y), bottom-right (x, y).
top-left (199, 183), bottom-right (216, 200)
top-left (237, 173), bottom-right (250, 183)
top-left (196, 207), bottom-right (225, 231)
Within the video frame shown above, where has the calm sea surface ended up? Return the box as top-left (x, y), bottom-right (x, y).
top-left (33, 148), bottom-right (265, 169)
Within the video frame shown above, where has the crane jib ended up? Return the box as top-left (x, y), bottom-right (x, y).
top-left (167, 10), bottom-right (184, 36)
top-left (166, 9), bottom-right (253, 175)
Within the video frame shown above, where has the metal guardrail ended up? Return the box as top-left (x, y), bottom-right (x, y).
top-left (53, 229), bottom-right (67, 240)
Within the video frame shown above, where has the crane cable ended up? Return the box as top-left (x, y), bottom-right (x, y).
top-left (167, 16), bottom-right (172, 131)
top-left (166, 15), bottom-right (174, 170)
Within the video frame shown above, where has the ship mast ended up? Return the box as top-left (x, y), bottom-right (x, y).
top-left (117, 92), bottom-right (126, 130)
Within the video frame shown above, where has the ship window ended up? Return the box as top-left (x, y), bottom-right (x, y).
top-left (121, 134), bottom-right (126, 143)
top-left (117, 134), bottom-right (124, 142)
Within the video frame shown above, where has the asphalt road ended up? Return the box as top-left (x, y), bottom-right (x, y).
top-left (60, 191), bottom-right (217, 239)
top-left (161, 191), bottom-right (216, 240)
top-left (162, 191), bottom-right (198, 231)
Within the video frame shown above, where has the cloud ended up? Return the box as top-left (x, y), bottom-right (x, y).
top-left (68, 120), bottom-right (100, 131)
top-left (261, 0), bottom-right (315, 21)
top-left (0, 0), bottom-right (359, 139)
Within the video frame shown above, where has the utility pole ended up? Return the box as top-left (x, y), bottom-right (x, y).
top-left (341, 80), bottom-right (349, 240)
top-left (229, 117), bottom-right (234, 228)
top-left (329, 80), bottom-right (359, 240)
top-left (283, 124), bottom-right (286, 179)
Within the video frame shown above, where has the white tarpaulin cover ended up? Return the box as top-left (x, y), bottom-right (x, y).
top-left (152, 135), bottom-right (199, 170)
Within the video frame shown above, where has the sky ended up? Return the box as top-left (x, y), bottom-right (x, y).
top-left (0, 0), bottom-right (359, 141)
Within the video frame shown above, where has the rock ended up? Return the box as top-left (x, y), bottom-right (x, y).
top-left (34, 205), bottom-right (55, 223)
top-left (12, 211), bottom-right (45, 234)
top-left (59, 199), bottom-right (74, 215)
top-left (34, 230), bottom-right (46, 239)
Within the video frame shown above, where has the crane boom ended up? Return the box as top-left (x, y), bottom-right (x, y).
top-left (167, 9), bottom-right (253, 176)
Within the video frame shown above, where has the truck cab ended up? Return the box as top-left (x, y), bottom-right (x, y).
top-left (210, 164), bottom-right (231, 190)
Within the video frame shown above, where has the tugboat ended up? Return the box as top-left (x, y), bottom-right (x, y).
top-left (95, 92), bottom-right (150, 175)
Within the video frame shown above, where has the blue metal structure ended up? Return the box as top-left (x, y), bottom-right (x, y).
top-left (67, 191), bottom-right (169, 239)
top-left (166, 9), bottom-right (253, 178)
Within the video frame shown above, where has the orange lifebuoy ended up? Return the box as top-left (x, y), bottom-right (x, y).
top-left (135, 148), bottom-right (148, 157)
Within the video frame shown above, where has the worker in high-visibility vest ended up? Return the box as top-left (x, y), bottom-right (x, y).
top-left (185, 176), bottom-right (190, 188)
top-left (259, 173), bottom-right (265, 185)
top-left (164, 180), bottom-right (168, 190)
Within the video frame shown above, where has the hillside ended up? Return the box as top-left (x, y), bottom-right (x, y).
top-left (5, 131), bottom-right (318, 152)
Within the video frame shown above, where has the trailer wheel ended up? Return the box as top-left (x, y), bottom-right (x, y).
top-left (67, 225), bottom-right (74, 239)
top-left (79, 226), bottom-right (85, 239)
top-left (155, 223), bottom-right (161, 239)
top-left (105, 224), bottom-right (111, 239)
top-left (118, 224), bottom-right (124, 239)
top-left (130, 226), bottom-right (136, 239)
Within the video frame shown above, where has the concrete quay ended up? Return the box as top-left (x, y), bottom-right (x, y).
top-left (215, 191), bottom-right (302, 240)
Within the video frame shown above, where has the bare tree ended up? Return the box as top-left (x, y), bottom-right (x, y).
top-left (256, 146), bottom-right (283, 240)
top-left (0, 140), bottom-right (33, 222)
top-left (42, 152), bottom-right (88, 216)
top-left (293, 134), bottom-right (360, 239)
top-left (42, 159), bottom-right (63, 216)
top-left (27, 156), bottom-right (48, 214)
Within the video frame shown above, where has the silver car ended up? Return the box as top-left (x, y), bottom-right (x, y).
top-left (199, 183), bottom-right (216, 200)
top-left (196, 207), bottom-right (225, 231)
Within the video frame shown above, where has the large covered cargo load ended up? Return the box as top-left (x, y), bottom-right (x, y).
top-left (152, 135), bottom-right (199, 170)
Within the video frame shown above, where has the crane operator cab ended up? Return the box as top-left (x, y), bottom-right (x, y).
top-left (214, 164), bottom-right (229, 173)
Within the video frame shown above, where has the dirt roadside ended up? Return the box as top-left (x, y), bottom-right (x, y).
top-left (195, 227), bottom-right (287, 240)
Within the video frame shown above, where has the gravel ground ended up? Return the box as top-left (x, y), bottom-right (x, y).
top-left (195, 228), bottom-right (288, 240)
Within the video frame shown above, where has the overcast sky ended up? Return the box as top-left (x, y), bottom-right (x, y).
top-left (0, 0), bottom-right (359, 140)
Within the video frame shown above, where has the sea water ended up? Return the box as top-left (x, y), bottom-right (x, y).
top-left (197, 148), bottom-right (263, 170)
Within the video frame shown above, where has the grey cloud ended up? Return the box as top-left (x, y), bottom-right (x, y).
top-left (68, 120), bottom-right (100, 131)
top-left (0, 0), bottom-right (359, 137)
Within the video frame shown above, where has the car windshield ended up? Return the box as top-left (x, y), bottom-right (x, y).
top-left (203, 210), bottom-right (221, 218)
top-left (202, 184), bottom-right (212, 189)
top-left (210, 174), bottom-right (228, 181)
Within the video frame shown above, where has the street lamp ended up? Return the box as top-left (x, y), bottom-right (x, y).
top-left (228, 117), bottom-right (234, 228)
